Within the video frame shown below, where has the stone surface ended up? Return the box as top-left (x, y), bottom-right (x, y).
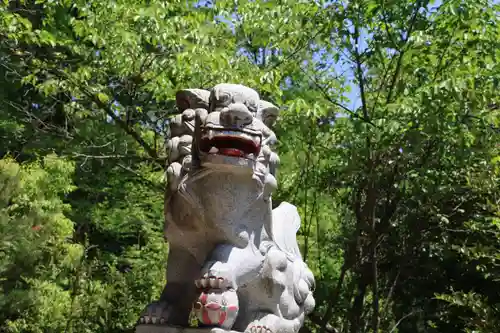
top-left (136, 325), bottom-right (238, 333)
top-left (137, 83), bottom-right (315, 333)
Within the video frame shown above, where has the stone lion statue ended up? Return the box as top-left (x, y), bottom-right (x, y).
top-left (137, 83), bottom-right (315, 333)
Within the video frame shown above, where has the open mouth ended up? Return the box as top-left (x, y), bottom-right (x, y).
top-left (199, 128), bottom-right (261, 159)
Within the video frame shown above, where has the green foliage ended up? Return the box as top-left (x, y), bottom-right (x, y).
top-left (0, 155), bottom-right (80, 332)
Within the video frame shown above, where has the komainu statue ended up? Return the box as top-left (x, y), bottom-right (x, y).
top-left (136, 83), bottom-right (315, 333)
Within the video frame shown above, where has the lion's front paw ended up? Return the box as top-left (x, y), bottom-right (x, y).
top-left (138, 301), bottom-right (172, 325)
top-left (194, 274), bottom-right (232, 290)
top-left (245, 324), bottom-right (273, 333)
top-left (244, 314), bottom-right (283, 333)
top-left (245, 320), bottom-right (277, 333)
top-left (195, 274), bottom-right (233, 290)
top-left (197, 260), bottom-right (236, 290)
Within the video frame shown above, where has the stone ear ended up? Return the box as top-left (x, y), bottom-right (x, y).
top-left (175, 89), bottom-right (210, 111)
top-left (258, 100), bottom-right (280, 127)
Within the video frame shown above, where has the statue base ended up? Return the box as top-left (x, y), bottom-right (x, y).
top-left (135, 326), bottom-right (240, 333)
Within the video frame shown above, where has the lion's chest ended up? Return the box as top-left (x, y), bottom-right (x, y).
top-left (173, 172), bottom-right (270, 243)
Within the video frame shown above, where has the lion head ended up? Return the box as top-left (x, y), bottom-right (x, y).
top-left (166, 83), bottom-right (280, 201)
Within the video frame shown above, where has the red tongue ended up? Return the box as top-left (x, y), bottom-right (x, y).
top-left (219, 148), bottom-right (245, 157)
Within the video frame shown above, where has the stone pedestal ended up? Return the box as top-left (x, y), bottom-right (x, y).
top-left (135, 326), bottom-right (240, 333)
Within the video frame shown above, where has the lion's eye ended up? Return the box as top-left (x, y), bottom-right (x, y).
top-left (245, 101), bottom-right (257, 113)
top-left (218, 93), bottom-right (231, 104)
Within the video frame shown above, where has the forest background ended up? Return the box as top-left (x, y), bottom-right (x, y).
top-left (1, 0), bottom-right (499, 332)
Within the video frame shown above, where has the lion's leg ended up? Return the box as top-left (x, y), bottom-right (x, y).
top-left (243, 312), bottom-right (303, 333)
top-left (192, 244), bottom-right (265, 329)
top-left (197, 243), bottom-right (264, 289)
top-left (139, 245), bottom-right (204, 326)
top-left (235, 247), bottom-right (307, 333)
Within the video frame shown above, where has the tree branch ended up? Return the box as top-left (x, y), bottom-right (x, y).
top-left (298, 66), bottom-right (376, 126)
top-left (116, 163), bottom-right (164, 193)
top-left (54, 69), bottom-right (164, 168)
top-left (385, 0), bottom-right (423, 104)
top-left (319, 227), bottom-right (361, 333)
top-left (389, 310), bottom-right (421, 333)
top-left (309, 313), bottom-right (338, 333)
top-left (268, 5), bottom-right (334, 71)
top-left (72, 153), bottom-right (165, 163)
top-left (353, 23), bottom-right (369, 121)
top-left (92, 95), bottom-right (162, 166)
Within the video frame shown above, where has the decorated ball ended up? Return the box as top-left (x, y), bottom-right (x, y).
top-left (193, 288), bottom-right (239, 329)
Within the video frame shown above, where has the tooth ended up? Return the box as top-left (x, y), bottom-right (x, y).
top-left (247, 153), bottom-right (254, 160)
top-left (209, 147), bottom-right (219, 154)
top-left (241, 133), bottom-right (252, 141)
top-left (208, 130), bottom-right (215, 139)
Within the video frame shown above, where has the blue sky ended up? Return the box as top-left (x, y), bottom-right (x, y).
top-left (192, 0), bottom-right (363, 110)
top-left (339, 0), bottom-right (445, 111)
top-left (192, 0), bottom-right (375, 111)
top-left (333, 0), bottom-right (500, 109)
top-left (193, 0), bottom-right (499, 111)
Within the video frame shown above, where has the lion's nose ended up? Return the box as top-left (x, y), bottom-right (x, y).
top-left (220, 103), bottom-right (253, 128)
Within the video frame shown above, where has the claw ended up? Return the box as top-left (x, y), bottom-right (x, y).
top-left (246, 324), bottom-right (273, 333)
top-left (195, 275), bottom-right (230, 290)
top-left (138, 301), bottom-right (172, 326)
